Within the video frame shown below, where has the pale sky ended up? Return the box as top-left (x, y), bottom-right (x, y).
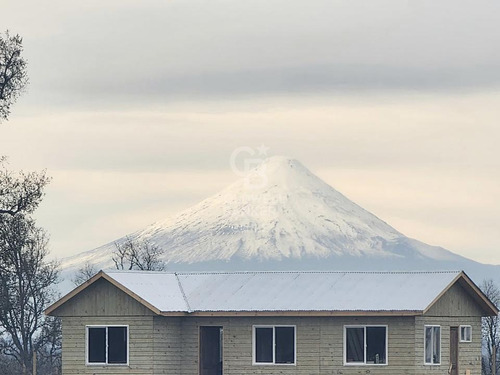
top-left (1, 0), bottom-right (499, 264)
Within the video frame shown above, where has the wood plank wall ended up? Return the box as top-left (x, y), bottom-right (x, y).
top-left (177, 316), bottom-right (417, 375)
top-left (62, 316), bottom-right (155, 374)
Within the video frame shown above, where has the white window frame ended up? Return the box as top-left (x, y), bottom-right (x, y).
top-left (424, 325), bottom-right (441, 365)
top-left (460, 325), bottom-right (472, 343)
top-left (343, 325), bottom-right (388, 366)
top-left (85, 325), bottom-right (129, 366)
top-left (252, 325), bottom-right (296, 366)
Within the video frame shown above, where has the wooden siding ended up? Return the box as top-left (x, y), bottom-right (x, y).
top-left (54, 278), bottom-right (155, 317)
top-left (61, 316), bottom-right (155, 374)
top-left (426, 282), bottom-right (485, 317)
top-left (61, 314), bottom-right (484, 375)
top-left (153, 317), bottom-right (182, 374)
top-left (176, 316), bottom-right (417, 375)
top-left (414, 316), bottom-right (482, 375)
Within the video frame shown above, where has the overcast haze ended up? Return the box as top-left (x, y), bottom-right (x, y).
top-left (1, 0), bottom-right (499, 264)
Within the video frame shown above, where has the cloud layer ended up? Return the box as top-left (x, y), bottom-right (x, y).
top-left (1, 0), bottom-right (499, 264)
top-left (4, 0), bottom-right (500, 107)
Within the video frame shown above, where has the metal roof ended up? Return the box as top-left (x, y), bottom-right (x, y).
top-left (108, 271), bottom-right (189, 312)
top-left (104, 270), bottom-right (462, 313)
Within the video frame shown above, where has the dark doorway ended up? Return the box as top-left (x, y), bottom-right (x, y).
top-left (199, 326), bottom-right (223, 375)
top-left (450, 327), bottom-right (459, 375)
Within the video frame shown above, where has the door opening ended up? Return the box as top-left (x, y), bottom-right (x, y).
top-left (199, 326), bottom-right (223, 375)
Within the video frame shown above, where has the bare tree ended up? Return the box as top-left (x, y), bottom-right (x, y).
top-left (0, 164), bottom-right (59, 374)
top-left (482, 279), bottom-right (500, 375)
top-left (36, 316), bottom-right (62, 375)
top-left (0, 214), bottom-right (59, 374)
top-left (112, 237), bottom-right (166, 271)
top-left (0, 30), bottom-right (29, 122)
top-left (0, 316), bottom-right (62, 375)
top-left (71, 262), bottom-right (98, 286)
top-left (1, 30), bottom-right (59, 374)
top-left (0, 160), bottom-right (50, 217)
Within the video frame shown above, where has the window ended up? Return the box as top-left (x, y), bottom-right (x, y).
top-left (253, 326), bottom-right (295, 365)
top-left (460, 325), bottom-right (472, 342)
top-left (344, 325), bottom-right (387, 365)
top-left (424, 326), bottom-right (441, 365)
top-left (86, 326), bottom-right (128, 365)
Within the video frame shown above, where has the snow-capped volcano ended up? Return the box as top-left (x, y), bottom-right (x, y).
top-left (124, 156), bottom-right (458, 263)
top-left (140, 156), bottom-right (403, 262)
top-left (62, 156), bottom-right (467, 277)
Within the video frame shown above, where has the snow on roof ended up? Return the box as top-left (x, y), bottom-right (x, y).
top-left (103, 270), bottom-right (461, 313)
top-left (106, 271), bottom-right (188, 312)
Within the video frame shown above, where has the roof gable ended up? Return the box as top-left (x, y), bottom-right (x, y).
top-left (45, 271), bottom-right (163, 316)
top-left (424, 271), bottom-right (498, 317)
top-left (49, 276), bottom-right (156, 316)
